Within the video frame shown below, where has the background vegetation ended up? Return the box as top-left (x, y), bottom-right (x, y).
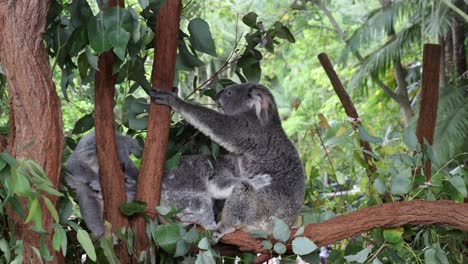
top-left (0, 0), bottom-right (466, 263)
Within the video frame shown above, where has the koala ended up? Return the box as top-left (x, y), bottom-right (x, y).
top-left (151, 83), bottom-right (305, 241)
top-left (160, 154), bottom-right (272, 230)
top-left (64, 131), bottom-right (142, 237)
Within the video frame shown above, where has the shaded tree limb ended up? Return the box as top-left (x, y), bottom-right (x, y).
top-left (217, 200), bottom-right (468, 254)
top-left (0, 0), bottom-right (64, 261)
top-left (317, 53), bottom-right (377, 175)
top-left (134, 0), bottom-right (182, 256)
top-left (416, 44), bottom-right (441, 181)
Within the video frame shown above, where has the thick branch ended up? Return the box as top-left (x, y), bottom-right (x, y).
top-left (416, 44), bottom-right (441, 180)
top-left (218, 200), bottom-right (468, 253)
top-left (134, 0), bottom-right (182, 254)
top-left (317, 53), bottom-right (376, 174)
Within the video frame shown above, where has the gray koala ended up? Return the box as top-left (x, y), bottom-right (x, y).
top-left (151, 83), bottom-right (305, 241)
top-left (160, 154), bottom-right (272, 230)
top-left (64, 131), bottom-right (142, 237)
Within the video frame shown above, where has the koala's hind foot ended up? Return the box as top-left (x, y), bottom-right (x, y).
top-left (211, 224), bottom-right (236, 245)
top-left (248, 174), bottom-right (272, 190)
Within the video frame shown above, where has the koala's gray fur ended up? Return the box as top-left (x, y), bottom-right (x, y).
top-left (151, 83), bottom-right (305, 240)
top-left (161, 154), bottom-right (272, 230)
top-left (64, 131), bottom-right (142, 237)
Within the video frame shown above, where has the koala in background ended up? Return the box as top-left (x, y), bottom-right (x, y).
top-left (65, 131), bottom-right (142, 237)
top-left (160, 154), bottom-right (272, 230)
top-left (151, 83), bottom-right (305, 241)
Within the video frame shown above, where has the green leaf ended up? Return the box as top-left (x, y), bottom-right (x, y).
top-left (108, 25), bottom-right (130, 60)
top-left (31, 246), bottom-right (43, 264)
top-left (197, 237), bottom-right (210, 250)
top-left (13, 171), bottom-right (31, 195)
top-left (87, 13), bottom-right (112, 53)
top-left (155, 205), bottom-right (171, 216)
top-left (188, 18), bottom-right (217, 57)
top-left (448, 176), bottom-right (467, 197)
top-left (72, 113), bottom-right (94, 134)
top-left (403, 127), bottom-right (418, 149)
top-left (242, 12), bottom-right (258, 29)
top-left (43, 197), bottom-right (59, 223)
top-left (292, 237), bottom-right (317, 255)
top-left (272, 218), bottom-right (290, 242)
top-left (39, 236), bottom-right (53, 261)
top-left (242, 61), bottom-right (261, 83)
top-left (85, 48), bottom-right (98, 70)
top-left (174, 240), bottom-right (189, 257)
top-left (383, 228), bottom-right (403, 243)
top-left (358, 126), bottom-right (383, 143)
top-left (77, 229), bottom-right (96, 261)
top-left (100, 233), bottom-right (119, 263)
top-left (424, 245), bottom-right (449, 264)
top-left (165, 152), bottom-right (181, 170)
top-left (195, 251), bottom-right (216, 264)
top-left (261, 240), bottom-right (272, 250)
top-left (25, 198), bottom-right (40, 224)
top-left (0, 238), bottom-right (10, 263)
top-left (344, 246), bottom-right (373, 263)
top-left (390, 170), bottom-right (412, 195)
top-left (295, 226), bottom-right (305, 237)
top-left (373, 178), bottom-right (387, 194)
top-left (153, 224), bottom-right (181, 254)
top-left (273, 242), bottom-right (286, 255)
top-left (138, 0), bottom-right (149, 9)
top-left (250, 229), bottom-right (269, 239)
top-left (52, 225), bottom-right (67, 255)
top-left (183, 225), bottom-right (198, 243)
top-left (119, 201), bottom-right (147, 216)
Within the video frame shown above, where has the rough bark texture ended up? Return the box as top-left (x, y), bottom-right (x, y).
top-left (0, 0), bottom-right (64, 261)
top-left (95, 50), bottom-right (131, 262)
top-left (93, 0), bottom-right (129, 262)
top-left (394, 59), bottom-right (413, 126)
top-left (416, 44), bottom-right (441, 181)
top-left (134, 0), bottom-right (182, 256)
top-left (218, 200), bottom-right (468, 254)
top-left (317, 53), bottom-right (376, 175)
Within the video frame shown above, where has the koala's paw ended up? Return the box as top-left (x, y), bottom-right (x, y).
top-left (211, 231), bottom-right (223, 245)
top-left (249, 174), bottom-right (272, 190)
top-left (150, 89), bottom-right (177, 106)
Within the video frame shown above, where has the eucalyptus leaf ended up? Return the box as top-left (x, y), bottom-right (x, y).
top-left (448, 176), bottom-right (467, 197)
top-left (292, 237), bottom-right (317, 255)
top-left (344, 246), bottom-right (373, 263)
top-left (242, 12), bottom-right (259, 29)
top-left (390, 169), bottom-right (412, 195)
top-left (272, 218), bottom-right (290, 242)
top-left (273, 242), bottom-right (286, 255)
top-left (77, 229), bottom-right (96, 261)
top-left (188, 18), bottom-right (217, 57)
top-left (153, 224), bottom-right (181, 254)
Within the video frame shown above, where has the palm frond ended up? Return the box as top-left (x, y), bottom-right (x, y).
top-left (341, 1), bottom-right (416, 63)
top-left (348, 21), bottom-right (421, 89)
top-left (433, 84), bottom-right (468, 166)
top-left (423, 0), bottom-right (454, 38)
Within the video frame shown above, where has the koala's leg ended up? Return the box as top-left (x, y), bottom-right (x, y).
top-left (161, 192), bottom-right (217, 230)
top-left (122, 160), bottom-right (139, 202)
top-left (208, 174), bottom-right (272, 199)
top-left (212, 182), bottom-right (258, 243)
top-left (72, 181), bottom-right (105, 238)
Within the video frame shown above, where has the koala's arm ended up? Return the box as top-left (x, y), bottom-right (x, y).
top-left (151, 90), bottom-right (250, 153)
top-left (122, 159), bottom-right (138, 202)
top-left (71, 180), bottom-right (105, 238)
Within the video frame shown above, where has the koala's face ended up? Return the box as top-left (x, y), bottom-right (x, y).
top-left (216, 84), bottom-right (256, 115)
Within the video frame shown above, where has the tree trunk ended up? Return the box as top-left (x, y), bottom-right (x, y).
top-left (93, 0), bottom-right (130, 262)
top-left (0, 0), bottom-right (64, 261)
top-left (394, 59), bottom-right (413, 126)
top-left (134, 0), bottom-right (182, 257)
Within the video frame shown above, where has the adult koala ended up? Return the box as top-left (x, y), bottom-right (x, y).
top-left (151, 83), bottom-right (305, 240)
top-left (64, 131), bottom-right (142, 237)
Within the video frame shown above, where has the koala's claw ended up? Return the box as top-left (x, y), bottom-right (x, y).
top-left (150, 89), bottom-right (176, 106)
top-left (249, 174), bottom-right (272, 190)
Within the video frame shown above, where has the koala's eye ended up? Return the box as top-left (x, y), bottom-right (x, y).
top-left (226, 90), bottom-right (232, 96)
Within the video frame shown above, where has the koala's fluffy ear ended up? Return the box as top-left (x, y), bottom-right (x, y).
top-left (249, 86), bottom-right (275, 125)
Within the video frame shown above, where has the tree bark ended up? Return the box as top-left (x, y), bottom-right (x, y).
top-left (416, 44), bottom-right (441, 181)
top-left (394, 59), bottom-right (413, 126)
top-left (317, 53), bottom-right (376, 176)
top-left (0, 0), bottom-right (64, 261)
top-left (217, 200), bottom-right (468, 254)
top-left (134, 0), bottom-right (182, 257)
top-left (93, 0), bottom-right (130, 262)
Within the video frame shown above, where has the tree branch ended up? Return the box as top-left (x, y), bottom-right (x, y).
top-left (216, 200), bottom-right (468, 254)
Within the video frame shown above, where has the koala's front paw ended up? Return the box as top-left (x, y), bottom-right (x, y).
top-left (150, 88), bottom-right (178, 107)
top-left (249, 174), bottom-right (272, 190)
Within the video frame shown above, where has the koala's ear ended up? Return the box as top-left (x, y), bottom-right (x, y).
top-left (249, 86), bottom-right (274, 125)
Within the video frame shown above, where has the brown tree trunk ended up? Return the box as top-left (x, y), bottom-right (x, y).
top-left (95, 50), bottom-right (131, 262)
top-left (0, 0), bottom-right (64, 261)
top-left (133, 0), bottom-right (182, 257)
top-left (93, 0), bottom-right (130, 262)
top-left (394, 59), bottom-right (413, 126)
